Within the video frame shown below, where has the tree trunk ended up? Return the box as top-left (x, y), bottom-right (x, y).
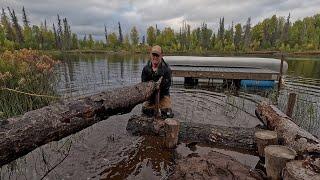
top-left (0, 81), bottom-right (159, 167)
top-left (126, 115), bottom-right (256, 152)
top-left (256, 101), bottom-right (320, 155)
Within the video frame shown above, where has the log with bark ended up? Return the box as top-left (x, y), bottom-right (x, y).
top-left (0, 80), bottom-right (160, 167)
top-left (126, 115), bottom-right (256, 152)
top-left (283, 159), bottom-right (320, 180)
top-left (255, 101), bottom-right (320, 155)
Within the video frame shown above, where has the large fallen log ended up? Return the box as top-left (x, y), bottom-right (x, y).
top-left (126, 115), bottom-right (256, 152)
top-left (0, 81), bottom-right (159, 167)
top-left (256, 101), bottom-right (320, 155)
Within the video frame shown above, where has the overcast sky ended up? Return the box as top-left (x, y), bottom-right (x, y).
top-left (1, 0), bottom-right (320, 40)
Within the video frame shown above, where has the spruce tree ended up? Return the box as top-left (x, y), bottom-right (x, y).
top-left (53, 23), bottom-right (58, 49)
top-left (243, 17), bottom-right (251, 49)
top-left (57, 14), bottom-right (62, 49)
top-left (130, 26), bottom-right (139, 46)
top-left (104, 25), bottom-right (108, 45)
top-left (63, 18), bottom-right (71, 50)
top-left (8, 7), bottom-right (24, 44)
top-left (282, 13), bottom-right (290, 44)
top-left (234, 23), bottom-right (243, 51)
top-left (22, 6), bottom-right (29, 28)
top-left (155, 24), bottom-right (160, 36)
top-left (218, 17), bottom-right (225, 41)
top-left (1, 8), bottom-right (14, 41)
top-left (146, 26), bottom-right (156, 46)
top-left (118, 21), bottom-right (123, 43)
top-left (44, 19), bottom-right (47, 31)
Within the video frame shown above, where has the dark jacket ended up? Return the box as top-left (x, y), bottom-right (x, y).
top-left (141, 59), bottom-right (172, 98)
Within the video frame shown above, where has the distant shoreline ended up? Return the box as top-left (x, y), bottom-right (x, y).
top-left (23, 49), bottom-right (320, 58)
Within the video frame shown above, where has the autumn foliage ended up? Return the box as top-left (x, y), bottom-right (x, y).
top-left (0, 49), bottom-right (59, 118)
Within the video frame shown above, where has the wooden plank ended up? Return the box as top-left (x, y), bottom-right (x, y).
top-left (172, 70), bottom-right (279, 80)
top-left (171, 66), bottom-right (277, 73)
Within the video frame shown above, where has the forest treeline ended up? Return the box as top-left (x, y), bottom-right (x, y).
top-left (1, 7), bottom-right (320, 53)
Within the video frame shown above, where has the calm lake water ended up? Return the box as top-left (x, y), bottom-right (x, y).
top-left (1, 54), bottom-right (320, 179)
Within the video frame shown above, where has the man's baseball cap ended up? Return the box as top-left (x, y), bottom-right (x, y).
top-left (151, 45), bottom-right (162, 55)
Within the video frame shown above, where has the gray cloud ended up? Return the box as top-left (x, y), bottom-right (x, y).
top-left (1, 0), bottom-right (319, 40)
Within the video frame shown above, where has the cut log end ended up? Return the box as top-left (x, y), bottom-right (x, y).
top-left (265, 145), bottom-right (296, 180)
top-left (164, 118), bottom-right (180, 149)
top-left (265, 145), bottom-right (296, 159)
top-left (255, 130), bottom-right (278, 157)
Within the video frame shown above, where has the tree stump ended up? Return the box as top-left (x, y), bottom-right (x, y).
top-left (255, 130), bottom-right (278, 157)
top-left (265, 145), bottom-right (296, 180)
top-left (283, 160), bottom-right (320, 180)
top-left (163, 118), bottom-right (180, 149)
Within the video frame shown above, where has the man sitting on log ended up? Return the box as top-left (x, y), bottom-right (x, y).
top-left (141, 45), bottom-right (174, 118)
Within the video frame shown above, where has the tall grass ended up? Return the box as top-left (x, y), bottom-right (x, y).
top-left (264, 88), bottom-right (320, 136)
top-left (0, 49), bottom-right (59, 119)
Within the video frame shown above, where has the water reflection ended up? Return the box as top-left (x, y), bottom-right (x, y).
top-left (99, 136), bottom-right (175, 180)
top-left (287, 57), bottom-right (320, 79)
top-left (1, 54), bottom-right (320, 179)
top-left (55, 54), bottom-right (147, 98)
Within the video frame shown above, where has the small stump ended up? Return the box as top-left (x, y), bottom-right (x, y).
top-left (254, 130), bottom-right (278, 157)
top-left (265, 145), bottom-right (296, 180)
top-left (164, 118), bottom-right (180, 149)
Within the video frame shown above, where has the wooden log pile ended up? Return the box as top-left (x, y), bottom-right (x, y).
top-left (0, 80), bottom-right (160, 167)
top-left (256, 101), bottom-right (320, 155)
top-left (256, 101), bottom-right (320, 179)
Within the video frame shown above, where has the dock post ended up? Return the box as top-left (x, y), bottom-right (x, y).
top-left (184, 77), bottom-right (198, 85)
top-left (278, 54), bottom-right (284, 91)
top-left (286, 93), bottom-right (297, 118)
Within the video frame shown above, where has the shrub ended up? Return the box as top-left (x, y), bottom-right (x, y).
top-left (0, 49), bottom-right (59, 118)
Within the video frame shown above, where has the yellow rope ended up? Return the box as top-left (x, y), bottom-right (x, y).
top-left (0, 87), bottom-right (60, 99)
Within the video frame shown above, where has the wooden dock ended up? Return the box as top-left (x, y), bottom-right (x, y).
top-left (165, 56), bottom-right (287, 86)
top-left (171, 66), bottom-right (280, 81)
